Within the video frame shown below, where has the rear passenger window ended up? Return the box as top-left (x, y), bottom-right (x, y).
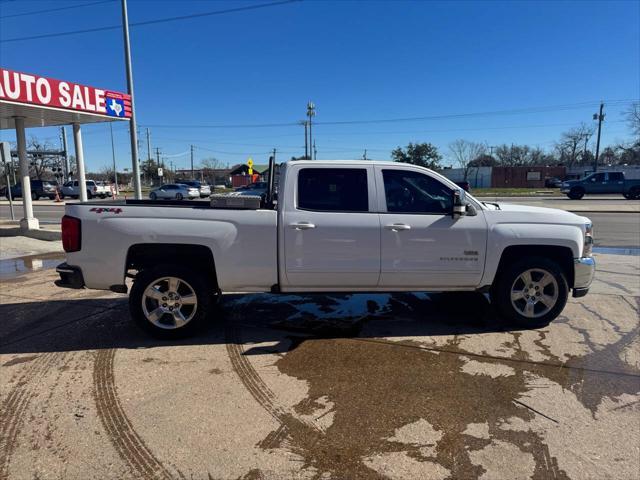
top-left (609, 172), bottom-right (623, 181)
top-left (298, 168), bottom-right (368, 212)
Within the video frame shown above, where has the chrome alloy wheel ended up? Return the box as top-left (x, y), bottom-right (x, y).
top-left (510, 268), bottom-right (559, 318)
top-left (141, 276), bottom-right (198, 329)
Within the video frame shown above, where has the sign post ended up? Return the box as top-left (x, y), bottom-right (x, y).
top-left (0, 141), bottom-right (14, 220)
top-left (157, 167), bottom-right (163, 186)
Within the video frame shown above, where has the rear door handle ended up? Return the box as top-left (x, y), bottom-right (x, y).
top-left (290, 222), bottom-right (316, 230)
top-left (385, 223), bottom-right (411, 231)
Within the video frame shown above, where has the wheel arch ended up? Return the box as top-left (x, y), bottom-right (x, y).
top-left (126, 243), bottom-right (219, 289)
top-left (494, 245), bottom-right (575, 288)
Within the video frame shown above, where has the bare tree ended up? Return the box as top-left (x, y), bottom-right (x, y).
top-left (626, 102), bottom-right (640, 138)
top-left (27, 136), bottom-right (59, 180)
top-left (200, 157), bottom-right (221, 170)
top-left (448, 139), bottom-right (486, 180)
top-left (555, 124), bottom-right (594, 168)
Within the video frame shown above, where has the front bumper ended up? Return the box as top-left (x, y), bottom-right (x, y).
top-left (55, 262), bottom-right (85, 289)
top-left (573, 256), bottom-right (595, 297)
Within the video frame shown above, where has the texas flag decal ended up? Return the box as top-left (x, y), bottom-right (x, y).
top-left (105, 91), bottom-right (131, 118)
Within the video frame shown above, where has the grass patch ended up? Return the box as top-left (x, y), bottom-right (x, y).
top-left (471, 188), bottom-right (560, 197)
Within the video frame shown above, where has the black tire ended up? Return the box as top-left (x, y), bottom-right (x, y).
top-left (129, 264), bottom-right (216, 339)
top-left (86, 191), bottom-right (93, 199)
top-left (176, 193), bottom-right (183, 200)
top-left (31, 192), bottom-right (38, 201)
top-left (48, 196), bottom-right (55, 200)
top-left (99, 194), bottom-right (106, 199)
top-left (628, 187), bottom-right (640, 200)
top-left (568, 187), bottom-right (584, 200)
top-left (150, 192), bottom-right (157, 200)
top-left (490, 256), bottom-right (568, 328)
top-left (59, 193), bottom-right (65, 199)
top-left (623, 193), bottom-right (632, 200)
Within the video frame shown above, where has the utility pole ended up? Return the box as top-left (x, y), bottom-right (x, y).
top-left (121, 0), bottom-right (142, 199)
top-left (155, 147), bottom-right (161, 185)
top-left (306, 101), bottom-right (315, 160)
top-left (60, 127), bottom-right (69, 181)
top-left (190, 144), bottom-right (194, 178)
top-left (110, 123), bottom-right (119, 195)
top-left (313, 140), bottom-right (317, 160)
top-left (362, 149), bottom-right (367, 160)
top-left (593, 102), bottom-right (605, 172)
top-left (146, 128), bottom-right (151, 161)
top-left (302, 121), bottom-right (308, 159)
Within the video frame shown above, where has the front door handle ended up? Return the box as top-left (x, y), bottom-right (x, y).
top-left (385, 223), bottom-right (411, 231)
top-left (290, 222), bottom-right (316, 230)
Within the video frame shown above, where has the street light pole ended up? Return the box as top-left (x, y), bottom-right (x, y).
top-left (121, 0), bottom-right (142, 199)
top-left (110, 123), bottom-right (119, 195)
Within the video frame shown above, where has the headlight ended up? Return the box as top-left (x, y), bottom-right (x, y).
top-left (584, 222), bottom-right (593, 257)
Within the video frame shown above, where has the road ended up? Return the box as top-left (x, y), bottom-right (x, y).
top-left (2, 198), bottom-right (638, 247)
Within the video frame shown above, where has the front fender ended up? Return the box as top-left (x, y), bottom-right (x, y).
top-left (481, 223), bottom-right (584, 286)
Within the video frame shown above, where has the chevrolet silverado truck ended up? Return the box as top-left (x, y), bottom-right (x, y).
top-left (55, 160), bottom-right (595, 338)
top-left (560, 171), bottom-right (640, 200)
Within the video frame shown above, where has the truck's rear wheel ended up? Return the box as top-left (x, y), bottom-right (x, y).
top-left (567, 187), bottom-right (584, 200)
top-left (491, 257), bottom-right (568, 327)
top-left (129, 265), bottom-right (215, 338)
top-left (628, 186), bottom-right (640, 200)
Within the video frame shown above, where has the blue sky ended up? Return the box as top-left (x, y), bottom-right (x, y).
top-left (1, 0), bottom-right (639, 171)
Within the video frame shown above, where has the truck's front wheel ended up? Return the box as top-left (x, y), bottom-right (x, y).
top-left (129, 265), bottom-right (215, 338)
top-left (491, 257), bottom-right (568, 327)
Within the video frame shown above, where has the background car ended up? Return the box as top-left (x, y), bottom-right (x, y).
top-left (95, 181), bottom-right (113, 198)
top-left (60, 180), bottom-right (99, 199)
top-left (180, 180), bottom-right (211, 198)
top-left (149, 183), bottom-right (200, 200)
top-left (454, 181), bottom-right (470, 192)
top-left (6, 180), bottom-right (58, 200)
top-left (232, 181), bottom-right (268, 197)
top-left (545, 177), bottom-right (563, 188)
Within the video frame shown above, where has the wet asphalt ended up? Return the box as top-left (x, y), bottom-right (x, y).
top-left (0, 252), bottom-right (638, 479)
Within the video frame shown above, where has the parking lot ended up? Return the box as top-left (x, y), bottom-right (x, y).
top-left (1, 231), bottom-right (639, 479)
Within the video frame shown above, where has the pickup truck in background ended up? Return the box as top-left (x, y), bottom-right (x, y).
top-left (60, 180), bottom-right (99, 199)
top-left (56, 160), bottom-right (595, 338)
top-left (561, 171), bottom-right (640, 200)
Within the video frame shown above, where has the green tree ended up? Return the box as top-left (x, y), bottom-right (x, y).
top-left (391, 142), bottom-right (442, 169)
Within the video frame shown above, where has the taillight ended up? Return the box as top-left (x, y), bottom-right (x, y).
top-left (61, 215), bottom-right (81, 252)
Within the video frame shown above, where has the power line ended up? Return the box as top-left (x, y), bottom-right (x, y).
top-left (0, 0), bottom-right (301, 43)
top-left (0, 0), bottom-right (114, 19)
top-left (139, 100), bottom-right (637, 130)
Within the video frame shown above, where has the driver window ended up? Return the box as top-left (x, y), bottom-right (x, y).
top-left (382, 169), bottom-right (452, 214)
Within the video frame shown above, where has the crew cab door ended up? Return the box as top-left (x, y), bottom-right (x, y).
top-left (281, 164), bottom-right (380, 288)
top-left (607, 172), bottom-right (625, 193)
top-left (586, 172), bottom-right (608, 193)
top-left (375, 165), bottom-right (487, 288)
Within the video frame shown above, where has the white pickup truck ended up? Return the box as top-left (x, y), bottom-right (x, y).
top-left (55, 160), bottom-right (595, 338)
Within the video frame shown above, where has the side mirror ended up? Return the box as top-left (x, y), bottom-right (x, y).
top-left (452, 190), bottom-right (466, 218)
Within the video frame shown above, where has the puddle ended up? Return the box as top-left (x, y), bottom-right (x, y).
top-left (0, 252), bottom-right (65, 279)
top-left (593, 247), bottom-right (640, 256)
top-left (225, 292), bottom-right (639, 479)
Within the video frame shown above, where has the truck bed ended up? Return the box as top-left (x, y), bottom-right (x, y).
top-left (64, 200), bottom-right (278, 292)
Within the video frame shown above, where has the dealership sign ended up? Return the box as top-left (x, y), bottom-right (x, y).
top-left (0, 68), bottom-right (131, 119)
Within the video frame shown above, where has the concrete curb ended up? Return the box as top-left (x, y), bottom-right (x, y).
top-left (0, 228), bottom-right (61, 241)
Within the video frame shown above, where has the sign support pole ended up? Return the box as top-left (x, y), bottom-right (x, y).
top-left (73, 123), bottom-right (88, 202)
top-left (121, 0), bottom-right (142, 199)
top-left (14, 117), bottom-right (39, 230)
